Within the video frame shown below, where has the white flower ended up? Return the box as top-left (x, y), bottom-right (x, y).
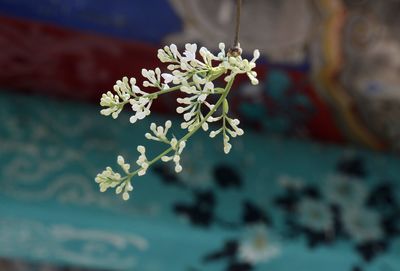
top-left (217, 42), bottom-right (226, 60)
top-left (182, 43), bottom-right (197, 62)
top-left (95, 166), bottom-right (122, 192)
top-left (136, 145), bottom-right (149, 176)
top-left (297, 198), bottom-right (334, 232)
top-left (222, 48), bottom-right (260, 85)
top-left (238, 224), bottom-right (280, 264)
top-left (117, 155), bottom-right (130, 174)
top-left (161, 138), bottom-right (186, 173)
top-left (342, 208), bottom-right (383, 243)
top-left (324, 175), bottom-right (368, 208)
top-left (145, 120), bottom-right (172, 142)
top-left (161, 73), bottom-right (175, 84)
top-left (177, 74), bottom-right (215, 132)
top-left (142, 68), bottom-right (165, 89)
top-left (129, 97), bottom-right (152, 124)
top-left (100, 76), bottom-right (139, 119)
top-left (99, 76), bottom-right (155, 124)
top-left (115, 177), bottom-right (133, 201)
top-left (157, 44), bottom-right (179, 63)
top-left (144, 120), bottom-right (187, 173)
top-left (199, 46), bottom-right (218, 66)
top-left (208, 100), bottom-right (244, 154)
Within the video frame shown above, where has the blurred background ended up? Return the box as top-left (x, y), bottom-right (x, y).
top-left (0, 0), bottom-right (399, 270)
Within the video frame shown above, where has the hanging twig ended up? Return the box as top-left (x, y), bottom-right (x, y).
top-left (228, 0), bottom-right (243, 57)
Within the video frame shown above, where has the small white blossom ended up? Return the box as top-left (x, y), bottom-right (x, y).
top-left (161, 139), bottom-right (186, 173)
top-left (297, 198), bottom-right (334, 232)
top-left (223, 49), bottom-right (260, 85)
top-left (144, 120), bottom-right (186, 173)
top-left (342, 208), bottom-right (383, 243)
top-left (217, 42), bottom-right (226, 60)
top-left (239, 224), bottom-right (280, 264)
top-left (145, 120), bottom-right (172, 142)
top-left (177, 74), bottom-right (215, 132)
top-left (142, 68), bottom-right (162, 88)
top-left (95, 166), bottom-right (122, 192)
top-left (157, 45), bottom-right (175, 63)
top-left (99, 76), bottom-right (155, 124)
top-left (100, 76), bottom-right (139, 119)
top-left (182, 43), bottom-right (197, 62)
top-left (136, 145), bottom-right (149, 176)
top-left (129, 97), bottom-right (152, 124)
top-left (208, 100), bottom-right (244, 154)
top-left (199, 46), bottom-right (218, 66)
top-left (117, 155), bottom-right (130, 174)
top-left (161, 73), bottom-right (175, 84)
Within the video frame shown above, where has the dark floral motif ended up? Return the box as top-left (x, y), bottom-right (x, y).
top-left (153, 164), bottom-right (182, 187)
top-left (235, 69), bottom-right (315, 136)
top-left (204, 240), bottom-right (239, 262)
top-left (242, 200), bottom-right (271, 226)
top-left (367, 182), bottom-right (398, 211)
top-left (274, 167), bottom-right (399, 266)
top-left (355, 240), bottom-right (388, 262)
top-left (174, 190), bottom-right (216, 227)
top-left (352, 266), bottom-right (363, 271)
top-left (213, 164), bottom-right (242, 189)
top-left (226, 262), bottom-right (253, 271)
top-left (336, 156), bottom-right (367, 178)
top-left (204, 240), bottom-right (254, 271)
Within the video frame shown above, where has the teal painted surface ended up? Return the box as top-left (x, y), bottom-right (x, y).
top-left (0, 91), bottom-right (399, 271)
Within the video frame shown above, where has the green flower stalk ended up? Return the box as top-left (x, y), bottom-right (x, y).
top-left (95, 43), bottom-right (260, 200)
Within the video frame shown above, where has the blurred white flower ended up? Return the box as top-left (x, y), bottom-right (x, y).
top-left (324, 175), bottom-right (367, 208)
top-left (297, 198), bottom-right (334, 232)
top-left (238, 224), bottom-right (280, 264)
top-left (342, 208), bottom-right (383, 243)
top-left (277, 175), bottom-right (304, 190)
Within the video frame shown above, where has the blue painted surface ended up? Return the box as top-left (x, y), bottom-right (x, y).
top-left (0, 91), bottom-right (399, 270)
top-left (0, 0), bottom-right (182, 44)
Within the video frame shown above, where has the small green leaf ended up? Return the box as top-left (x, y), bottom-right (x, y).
top-left (223, 99), bottom-right (229, 114)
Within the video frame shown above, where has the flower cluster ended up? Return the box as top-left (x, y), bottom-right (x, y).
top-left (161, 138), bottom-right (186, 173)
top-left (100, 76), bottom-right (153, 123)
top-left (208, 100), bottom-right (244, 154)
top-left (95, 155), bottom-right (134, 201)
top-left (97, 42), bottom-right (260, 200)
top-left (145, 121), bottom-right (187, 173)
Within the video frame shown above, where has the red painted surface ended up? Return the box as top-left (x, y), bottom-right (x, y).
top-left (0, 15), bottom-right (345, 144)
top-left (0, 15), bottom-right (159, 102)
